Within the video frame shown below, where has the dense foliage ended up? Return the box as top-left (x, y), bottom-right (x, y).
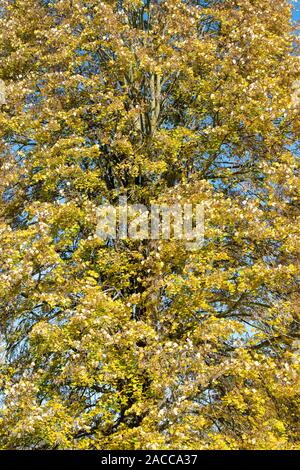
top-left (0, 0), bottom-right (299, 449)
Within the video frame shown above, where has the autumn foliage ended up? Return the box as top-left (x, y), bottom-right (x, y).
top-left (0, 0), bottom-right (299, 449)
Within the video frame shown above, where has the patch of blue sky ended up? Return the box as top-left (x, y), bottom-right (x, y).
top-left (292, 2), bottom-right (300, 22)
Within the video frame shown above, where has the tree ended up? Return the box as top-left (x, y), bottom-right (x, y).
top-left (0, 0), bottom-right (299, 450)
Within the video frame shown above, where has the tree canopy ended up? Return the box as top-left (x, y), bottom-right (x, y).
top-left (0, 0), bottom-right (299, 450)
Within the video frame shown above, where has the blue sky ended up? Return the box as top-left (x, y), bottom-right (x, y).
top-left (293, 11), bottom-right (299, 21)
top-left (293, 5), bottom-right (300, 21)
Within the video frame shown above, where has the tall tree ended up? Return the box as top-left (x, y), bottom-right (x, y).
top-left (0, 0), bottom-right (299, 449)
